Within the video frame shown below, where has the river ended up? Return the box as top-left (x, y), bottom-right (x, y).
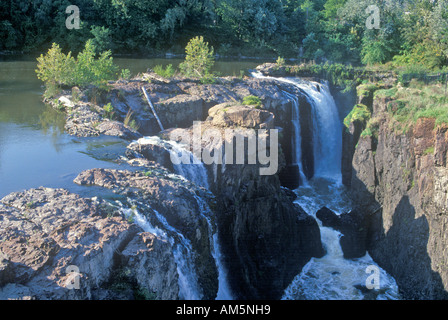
top-left (0, 56), bottom-right (263, 198)
top-left (0, 55), bottom-right (400, 300)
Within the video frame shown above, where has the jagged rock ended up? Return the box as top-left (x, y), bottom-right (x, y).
top-left (348, 89), bottom-right (448, 299)
top-left (96, 119), bottom-right (142, 140)
top-left (207, 103), bottom-right (274, 129)
top-left (316, 206), bottom-right (369, 259)
top-left (0, 187), bottom-right (178, 300)
top-left (128, 102), bottom-right (324, 300)
top-left (73, 168), bottom-right (219, 300)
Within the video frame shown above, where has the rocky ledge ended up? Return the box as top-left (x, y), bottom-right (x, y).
top-left (127, 100), bottom-right (325, 299)
top-left (0, 164), bottom-right (220, 300)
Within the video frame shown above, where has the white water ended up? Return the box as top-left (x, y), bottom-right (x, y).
top-left (282, 90), bottom-right (308, 185)
top-left (282, 179), bottom-right (400, 300)
top-left (251, 71), bottom-right (342, 184)
top-left (289, 79), bottom-right (342, 184)
top-left (252, 71), bottom-right (399, 300)
top-left (132, 136), bottom-right (209, 189)
top-left (118, 200), bottom-right (203, 300)
top-left (127, 136), bottom-right (233, 299)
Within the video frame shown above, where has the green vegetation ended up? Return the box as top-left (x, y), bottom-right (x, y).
top-left (36, 40), bottom-right (119, 97)
top-left (153, 64), bottom-right (176, 78)
top-left (242, 95), bottom-right (263, 107)
top-left (103, 103), bottom-right (115, 120)
top-left (276, 57), bottom-right (286, 67)
top-left (2, 1), bottom-right (446, 71)
top-left (424, 146), bottom-right (435, 155)
top-left (344, 104), bottom-right (371, 128)
top-left (179, 36), bottom-right (215, 82)
top-left (384, 81), bottom-right (448, 129)
top-left (123, 109), bottom-right (140, 131)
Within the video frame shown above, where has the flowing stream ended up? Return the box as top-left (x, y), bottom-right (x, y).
top-left (127, 136), bottom-right (233, 300)
top-left (253, 71), bottom-right (400, 300)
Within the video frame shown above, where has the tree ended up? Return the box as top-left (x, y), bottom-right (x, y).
top-left (179, 36), bottom-right (215, 78)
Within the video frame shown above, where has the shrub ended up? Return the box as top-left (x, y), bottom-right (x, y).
top-left (276, 56), bottom-right (285, 67)
top-left (120, 68), bottom-right (131, 80)
top-left (179, 36), bottom-right (215, 79)
top-left (242, 95), bottom-right (262, 107)
top-left (103, 102), bottom-right (115, 120)
top-left (153, 64), bottom-right (175, 78)
top-left (36, 43), bottom-right (76, 87)
top-left (344, 104), bottom-right (371, 128)
top-left (36, 40), bottom-right (119, 97)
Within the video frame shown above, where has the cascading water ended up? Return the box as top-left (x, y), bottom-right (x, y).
top-left (281, 180), bottom-right (400, 300)
top-left (117, 200), bottom-right (203, 300)
top-left (252, 71), bottom-right (342, 184)
top-left (252, 71), bottom-right (400, 300)
top-left (126, 136), bottom-right (233, 299)
top-left (282, 90), bottom-right (308, 185)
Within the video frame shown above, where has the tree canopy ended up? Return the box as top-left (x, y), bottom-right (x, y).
top-left (1, 0), bottom-right (447, 69)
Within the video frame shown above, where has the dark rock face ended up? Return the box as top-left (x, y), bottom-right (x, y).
top-left (0, 187), bottom-right (178, 300)
top-left (346, 86), bottom-right (448, 299)
top-left (128, 103), bottom-right (325, 300)
top-left (316, 206), bottom-right (369, 259)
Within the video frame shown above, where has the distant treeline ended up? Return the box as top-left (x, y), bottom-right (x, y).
top-left (1, 0), bottom-right (447, 69)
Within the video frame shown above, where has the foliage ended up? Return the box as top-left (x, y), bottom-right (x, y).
top-left (36, 40), bottom-right (119, 96)
top-left (103, 102), bottom-right (115, 120)
top-left (153, 64), bottom-right (176, 78)
top-left (276, 56), bottom-right (286, 67)
top-left (242, 95), bottom-right (262, 107)
top-left (120, 68), bottom-right (132, 80)
top-left (179, 36), bottom-right (215, 79)
top-left (344, 104), bottom-right (371, 128)
top-left (3, 0), bottom-right (448, 69)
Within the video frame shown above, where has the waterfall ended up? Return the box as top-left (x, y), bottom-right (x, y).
top-left (282, 90), bottom-right (308, 185)
top-left (288, 79), bottom-right (342, 184)
top-left (127, 136), bottom-right (233, 299)
top-left (165, 139), bottom-right (210, 190)
top-left (251, 71), bottom-right (342, 185)
top-left (194, 195), bottom-right (234, 300)
top-left (252, 71), bottom-right (399, 300)
top-left (281, 180), bottom-right (400, 300)
top-left (117, 200), bottom-right (203, 300)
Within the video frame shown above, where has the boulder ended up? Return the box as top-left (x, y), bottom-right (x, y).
top-left (207, 103), bottom-right (275, 129)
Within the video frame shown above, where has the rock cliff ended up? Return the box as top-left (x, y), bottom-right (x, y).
top-left (345, 87), bottom-right (448, 299)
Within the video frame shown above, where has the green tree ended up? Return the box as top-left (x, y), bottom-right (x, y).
top-left (179, 36), bottom-right (215, 78)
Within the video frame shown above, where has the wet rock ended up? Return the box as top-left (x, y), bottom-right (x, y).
top-left (317, 206), bottom-right (369, 259)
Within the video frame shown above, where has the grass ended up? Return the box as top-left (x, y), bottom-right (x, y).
top-left (423, 146), bottom-right (435, 155)
top-left (242, 95), bottom-right (262, 108)
top-left (123, 108), bottom-right (140, 131)
top-left (383, 80), bottom-right (448, 130)
top-left (153, 64), bottom-right (176, 78)
top-left (344, 104), bottom-right (371, 128)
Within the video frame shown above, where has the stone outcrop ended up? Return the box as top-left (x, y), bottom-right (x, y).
top-left (345, 86), bottom-right (448, 299)
top-left (73, 167), bottom-right (219, 300)
top-left (0, 187), bottom-right (178, 300)
top-left (128, 101), bottom-right (324, 300)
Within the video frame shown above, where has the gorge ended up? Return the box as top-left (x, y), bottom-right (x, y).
top-left (1, 59), bottom-right (447, 300)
